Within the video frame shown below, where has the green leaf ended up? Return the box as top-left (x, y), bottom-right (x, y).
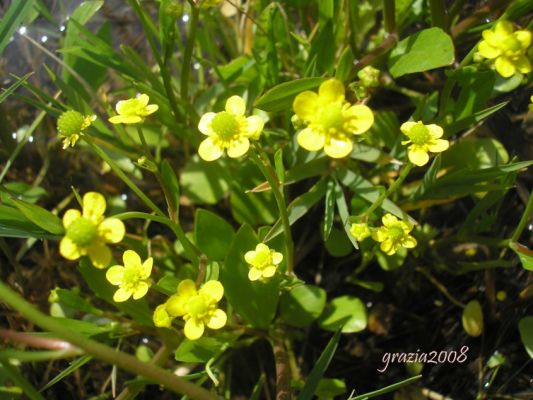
top-left (335, 47), bottom-right (354, 82)
top-left (195, 209), bottom-right (235, 260)
top-left (518, 316), bottom-right (533, 358)
top-left (160, 160), bottom-right (180, 218)
top-left (348, 375), bottom-right (422, 400)
top-left (181, 156), bottom-right (229, 204)
top-left (316, 379), bottom-right (347, 400)
top-left (0, 361), bottom-right (44, 400)
top-left (389, 27), bottom-right (454, 78)
top-left (510, 242), bottom-right (533, 271)
top-left (0, 205), bottom-right (58, 239)
top-left (41, 355), bottom-right (92, 392)
top-left (175, 336), bottom-right (233, 363)
top-left (255, 78), bottom-right (323, 112)
top-left (279, 284), bottom-right (326, 327)
top-left (325, 228), bottom-right (353, 257)
top-left (0, 73), bottom-right (32, 104)
top-left (10, 199), bottom-right (64, 235)
top-left (444, 101), bottom-right (508, 136)
top-left (319, 296), bottom-right (367, 333)
top-left (323, 178), bottom-right (335, 241)
top-left (49, 288), bottom-right (101, 316)
top-left (0, 182), bottom-right (46, 204)
top-left (296, 329), bottom-right (341, 400)
top-left (376, 247), bottom-right (407, 271)
top-left (334, 179), bottom-right (358, 251)
top-left (0, 0), bottom-right (35, 55)
top-left (221, 225), bottom-right (279, 328)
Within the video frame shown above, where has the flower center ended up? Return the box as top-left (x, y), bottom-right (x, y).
top-left (502, 36), bottom-right (521, 54)
top-left (66, 218), bottom-right (98, 247)
top-left (318, 104), bottom-right (344, 132)
top-left (57, 110), bottom-right (85, 137)
top-left (123, 267), bottom-right (141, 286)
top-left (409, 123), bottom-right (430, 145)
top-left (188, 296), bottom-right (209, 317)
top-left (388, 225), bottom-right (405, 241)
top-left (211, 112), bottom-right (239, 140)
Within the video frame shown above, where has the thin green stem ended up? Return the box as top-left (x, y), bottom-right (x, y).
top-left (511, 189), bottom-right (533, 242)
top-left (429, 0), bottom-right (447, 30)
top-left (181, 2), bottom-right (200, 101)
top-left (250, 148), bottom-right (294, 276)
top-left (359, 162), bottom-right (413, 219)
top-left (383, 0), bottom-right (396, 34)
top-left (0, 282), bottom-right (218, 400)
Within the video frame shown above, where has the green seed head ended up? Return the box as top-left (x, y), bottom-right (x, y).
top-left (211, 112), bottom-right (239, 139)
top-left (388, 225), bottom-right (405, 241)
top-left (66, 218), bottom-right (98, 247)
top-left (57, 110), bottom-right (85, 137)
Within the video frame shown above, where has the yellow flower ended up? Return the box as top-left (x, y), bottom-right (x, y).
top-left (108, 94), bottom-right (159, 124)
top-left (197, 95), bottom-right (264, 161)
top-left (292, 79), bottom-right (374, 159)
top-left (244, 243), bottom-right (283, 281)
top-left (478, 21), bottom-right (532, 78)
top-left (350, 222), bottom-right (371, 242)
top-left (57, 110), bottom-right (96, 149)
top-left (371, 214), bottom-right (417, 255)
top-left (155, 279), bottom-right (227, 340)
top-left (59, 192), bottom-right (125, 269)
top-left (529, 95), bottom-right (533, 112)
top-left (400, 121), bottom-right (449, 166)
top-left (106, 250), bottom-right (152, 302)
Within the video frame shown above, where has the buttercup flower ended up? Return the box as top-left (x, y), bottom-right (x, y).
top-left (106, 250), bottom-right (152, 302)
top-left (350, 222), bottom-right (371, 242)
top-left (292, 79), bottom-right (374, 158)
top-left (371, 214), bottom-right (417, 255)
top-left (59, 192), bottom-right (125, 269)
top-left (57, 110), bottom-right (96, 149)
top-left (197, 95), bottom-right (264, 161)
top-left (400, 121), bottom-right (449, 166)
top-left (108, 94), bottom-right (159, 124)
top-left (478, 21), bottom-right (531, 78)
top-left (244, 243), bottom-right (283, 281)
top-left (154, 279), bottom-right (227, 340)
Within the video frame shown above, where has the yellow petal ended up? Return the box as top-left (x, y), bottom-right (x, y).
top-left (63, 209), bottom-right (81, 229)
top-left (166, 295), bottom-right (188, 317)
top-left (87, 242), bottom-right (112, 269)
top-left (198, 137), bottom-right (224, 161)
top-left (272, 252), bottom-right (283, 265)
top-left (136, 94), bottom-right (150, 107)
top-left (82, 192), bottom-right (106, 223)
top-left (256, 243), bottom-right (269, 253)
top-left (515, 30), bottom-right (532, 50)
top-left (106, 265), bottom-right (125, 285)
top-left (227, 137), bottom-right (250, 158)
top-left (248, 267), bottom-right (262, 281)
top-left (426, 124), bottom-right (444, 139)
top-left (514, 55), bottom-right (532, 74)
top-left (382, 213), bottom-right (398, 227)
top-left (113, 287), bottom-right (132, 302)
top-left (109, 115), bottom-right (143, 124)
top-left (141, 258), bottom-right (153, 279)
top-left (481, 29), bottom-right (498, 46)
top-left (402, 235), bottom-right (417, 248)
top-left (371, 227), bottom-right (388, 242)
top-left (244, 250), bottom-right (257, 264)
top-left (132, 281), bottom-right (150, 300)
top-left (123, 249), bottom-right (141, 268)
top-left (177, 279), bottom-right (197, 297)
top-left (206, 309), bottom-right (227, 329)
top-left (198, 112), bottom-right (216, 135)
top-left (153, 304), bottom-right (172, 327)
top-left (494, 21), bottom-right (513, 37)
top-left (380, 239), bottom-right (395, 255)
top-left (115, 99), bottom-right (130, 115)
top-left (297, 128), bottom-right (325, 151)
top-left (495, 56), bottom-right (516, 78)
top-left (143, 104), bottom-right (159, 116)
top-left (225, 95), bottom-right (246, 116)
top-left (408, 145), bottom-right (430, 166)
top-left (293, 91), bottom-right (319, 121)
top-left (262, 266), bottom-right (276, 278)
top-left (318, 79), bottom-right (345, 104)
top-left (478, 41), bottom-right (501, 59)
top-left (428, 139), bottom-right (449, 153)
top-left (200, 280), bottom-right (224, 302)
top-left (324, 136), bottom-right (353, 159)
top-left (59, 237), bottom-right (81, 260)
top-left (244, 115), bottom-right (264, 139)
top-left (400, 121), bottom-right (417, 135)
top-left (343, 105), bottom-right (374, 134)
top-left (184, 318), bottom-right (205, 340)
top-left (98, 218), bottom-right (125, 243)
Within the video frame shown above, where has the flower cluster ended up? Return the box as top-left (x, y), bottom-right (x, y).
top-left (292, 79), bottom-right (374, 158)
top-left (350, 214), bottom-right (417, 255)
top-left (400, 121), bottom-right (449, 166)
top-left (197, 95), bottom-right (264, 161)
top-left (60, 192), bottom-right (125, 269)
top-left (244, 243), bottom-right (283, 281)
top-left (478, 21), bottom-right (532, 78)
top-left (153, 279), bottom-right (227, 340)
top-left (57, 110), bottom-right (96, 149)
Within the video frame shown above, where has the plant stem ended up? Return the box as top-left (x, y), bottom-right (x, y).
top-left (429, 0), bottom-right (447, 30)
top-left (360, 162), bottom-right (413, 219)
top-left (181, 2), bottom-right (200, 101)
top-left (511, 188), bottom-right (533, 242)
top-left (250, 148), bottom-right (295, 276)
top-left (0, 281), bottom-right (218, 400)
top-left (271, 336), bottom-right (292, 400)
top-left (135, 125), bottom-right (151, 159)
top-left (383, 0), bottom-right (396, 34)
